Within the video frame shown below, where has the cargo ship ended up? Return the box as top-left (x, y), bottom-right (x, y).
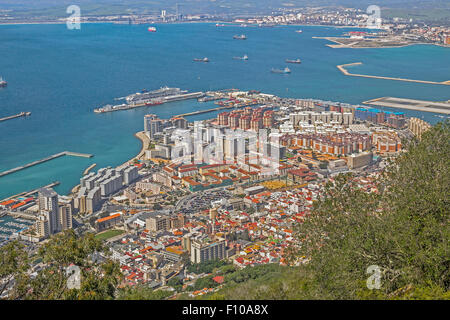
top-left (233, 54), bottom-right (248, 60)
top-left (285, 59), bottom-right (301, 64)
top-left (148, 26), bottom-right (157, 32)
top-left (233, 34), bottom-right (247, 40)
top-left (271, 67), bottom-right (291, 74)
top-left (193, 57), bottom-right (209, 62)
top-left (0, 77), bottom-right (7, 88)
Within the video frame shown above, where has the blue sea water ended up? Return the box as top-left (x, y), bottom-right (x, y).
top-left (0, 23), bottom-right (449, 199)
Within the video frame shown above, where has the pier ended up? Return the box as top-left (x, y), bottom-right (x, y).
top-left (0, 151), bottom-right (93, 178)
top-left (0, 112), bottom-right (31, 123)
top-left (83, 163), bottom-right (97, 175)
top-left (0, 181), bottom-right (60, 203)
top-left (174, 101), bottom-right (259, 118)
top-left (363, 97), bottom-right (450, 115)
top-left (337, 62), bottom-right (450, 86)
top-left (95, 92), bottom-right (205, 114)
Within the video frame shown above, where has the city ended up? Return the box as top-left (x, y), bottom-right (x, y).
top-left (0, 0), bottom-right (448, 311)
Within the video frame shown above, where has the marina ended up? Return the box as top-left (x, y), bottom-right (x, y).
top-left (362, 97), bottom-right (450, 115)
top-left (0, 152), bottom-right (93, 178)
top-left (337, 62), bottom-right (450, 86)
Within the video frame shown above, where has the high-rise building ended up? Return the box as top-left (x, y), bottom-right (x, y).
top-left (86, 187), bottom-right (101, 214)
top-left (408, 117), bottom-right (431, 140)
top-left (144, 114), bottom-right (163, 139)
top-left (38, 188), bottom-right (58, 235)
top-left (58, 203), bottom-right (73, 231)
top-left (218, 112), bottom-right (229, 126)
top-left (190, 237), bottom-right (226, 264)
top-left (124, 166), bottom-right (139, 185)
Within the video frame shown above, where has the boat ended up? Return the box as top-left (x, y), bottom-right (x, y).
top-left (148, 26), bottom-right (157, 32)
top-left (0, 77), bottom-right (7, 88)
top-left (233, 54), bottom-right (248, 60)
top-left (233, 34), bottom-right (247, 40)
top-left (216, 23), bottom-right (225, 27)
top-left (295, 30), bottom-right (303, 33)
top-left (193, 57), bottom-right (209, 62)
top-left (285, 59), bottom-right (301, 64)
top-left (271, 67), bottom-right (291, 74)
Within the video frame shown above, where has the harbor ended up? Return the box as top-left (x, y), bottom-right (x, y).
top-left (337, 62), bottom-right (450, 86)
top-left (0, 151), bottom-right (93, 178)
top-left (0, 112), bottom-right (31, 123)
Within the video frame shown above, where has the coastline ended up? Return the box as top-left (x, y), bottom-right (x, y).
top-left (69, 131), bottom-right (148, 196)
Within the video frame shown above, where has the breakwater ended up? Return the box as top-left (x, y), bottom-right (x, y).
top-left (0, 151), bottom-right (93, 178)
top-left (337, 62), bottom-right (450, 86)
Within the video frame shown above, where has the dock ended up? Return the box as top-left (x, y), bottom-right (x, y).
top-left (174, 101), bottom-right (259, 118)
top-left (0, 112), bottom-right (31, 123)
top-left (337, 62), bottom-right (450, 86)
top-left (0, 181), bottom-right (60, 203)
top-left (0, 151), bottom-right (93, 178)
top-left (95, 92), bottom-right (205, 114)
top-left (362, 97), bottom-right (450, 115)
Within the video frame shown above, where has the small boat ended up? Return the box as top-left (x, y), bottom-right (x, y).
top-left (233, 34), bottom-right (247, 40)
top-left (285, 59), bottom-right (301, 64)
top-left (233, 54), bottom-right (248, 60)
top-left (295, 30), bottom-right (302, 33)
top-left (271, 67), bottom-right (291, 74)
top-left (216, 23), bottom-right (225, 27)
top-left (193, 57), bottom-right (209, 62)
top-left (148, 26), bottom-right (157, 32)
top-left (0, 77), bottom-right (7, 88)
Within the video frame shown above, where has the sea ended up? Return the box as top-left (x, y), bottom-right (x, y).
top-left (0, 22), bottom-right (449, 199)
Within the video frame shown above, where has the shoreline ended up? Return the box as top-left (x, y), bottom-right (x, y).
top-left (69, 131), bottom-right (148, 196)
top-left (117, 131), bottom-right (149, 169)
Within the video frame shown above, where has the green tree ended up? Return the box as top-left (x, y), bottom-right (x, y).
top-left (0, 241), bottom-right (30, 299)
top-left (118, 286), bottom-right (173, 300)
top-left (26, 230), bottom-right (122, 300)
